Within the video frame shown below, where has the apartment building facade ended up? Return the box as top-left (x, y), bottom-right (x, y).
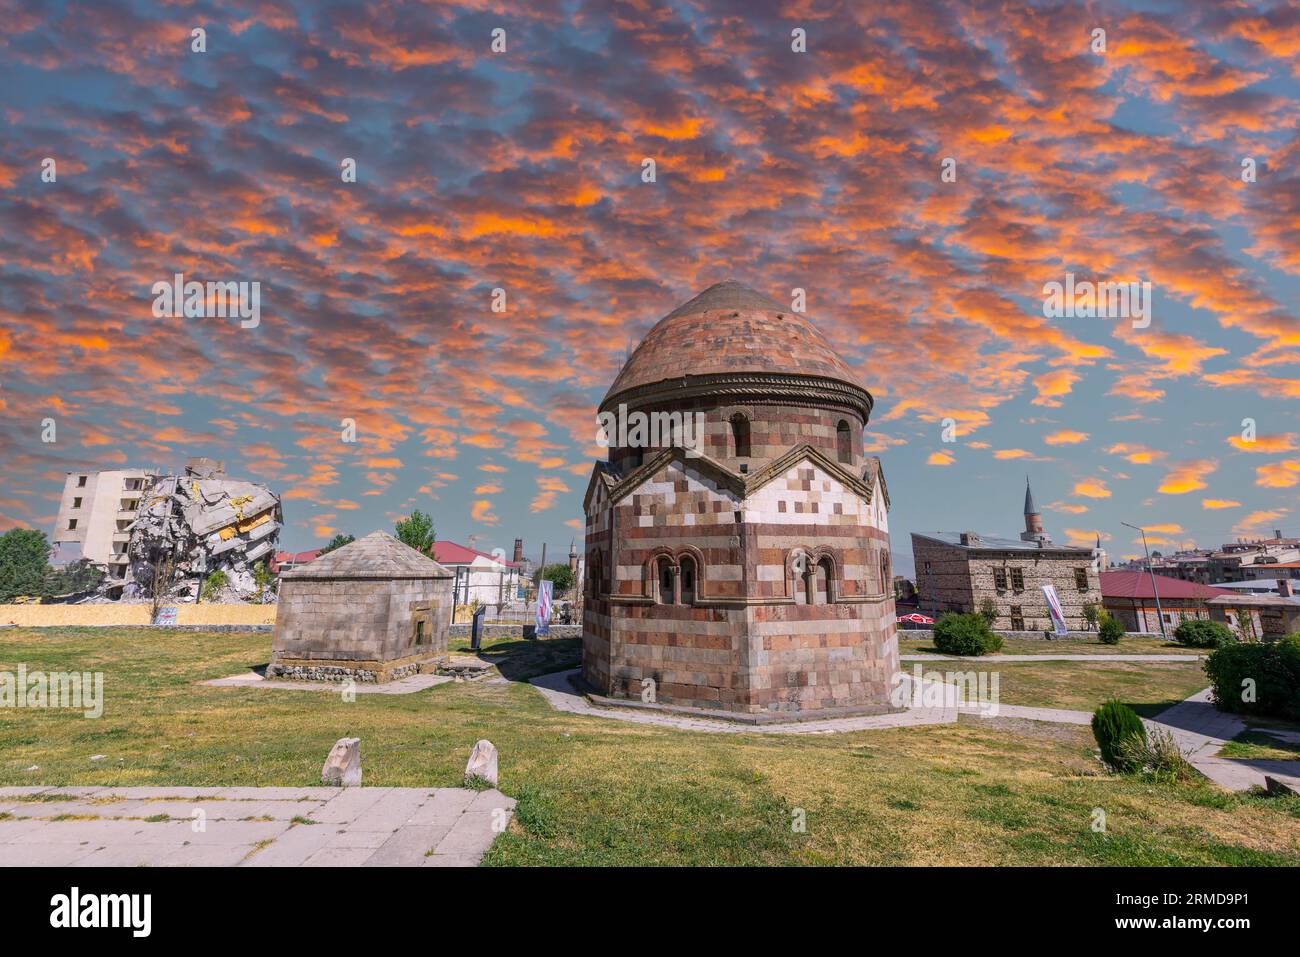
top-left (50, 469), bottom-right (159, 585)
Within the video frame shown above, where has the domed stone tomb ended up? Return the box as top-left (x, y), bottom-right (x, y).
top-left (581, 281), bottom-right (900, 718)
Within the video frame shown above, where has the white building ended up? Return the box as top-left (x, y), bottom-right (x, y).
top-left (50, 469), bottom-right (159, 582)
top-left (431, 541), bottom-right (526, 614)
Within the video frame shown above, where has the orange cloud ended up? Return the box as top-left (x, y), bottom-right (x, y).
top-left (1202, 499), bottom-right (1241, 509)
top-left (1256, 459), bottom-right (1300, 488)
top-left (1157, 460), bottom-right (1218, 495)
top-left (1073, 478), bottom-right (1111, 499)
top-left (1228, 433), bottom-right (1297, 453)
top-left (1044, 430), bottom-right (1088, 446)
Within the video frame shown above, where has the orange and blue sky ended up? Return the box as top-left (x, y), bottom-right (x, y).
top-left (0, 0), bottom-right (1296, 571)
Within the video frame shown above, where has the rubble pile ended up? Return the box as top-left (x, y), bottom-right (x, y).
top-left (114, 475), bottom-right (282, 603)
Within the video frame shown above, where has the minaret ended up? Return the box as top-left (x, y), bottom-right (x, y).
top-left (568, 539), bottom-right (578, 575)
top-left (1020, 476), bottom-right (1050, 543)
top-left (1093, 533), bottom-right (1108, 571)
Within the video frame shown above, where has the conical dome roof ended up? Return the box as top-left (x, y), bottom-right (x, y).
top-left (602, 280), bottom-right (871, 416)
top-left (280, 531), bottom-right (453, 580)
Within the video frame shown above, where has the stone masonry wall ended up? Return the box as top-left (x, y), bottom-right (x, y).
top-left (913, 536), bottom-right (1101, 631)
top-left (587, 454), bottom-right (899, 715)
top-left (270, 576), bottom-right (451, 678)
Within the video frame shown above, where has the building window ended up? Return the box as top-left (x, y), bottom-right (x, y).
top-left (72, 497), bottom-right (82, 508)
top-left (679, 555), bottom-right (697, 605)
top-left (836, 420), bottom-right (852, 464)
top-left (414, 619), bottom-right (426, 645)
top-left (730, 413), bottom-right (751, 458)
top-left (879, 551), bottom-right (890, 593)
top-left (1074, 568), bottom-right (1089, 592)
top-left (67, 519), bottom-right (78, 530)
top-left (994, 568), bottom-right (1008, 591)
top-left (656, 557), bottom-right (674, 604)
top-left (1010, 568), bottom-right (1024, 592)
top-left (816, 557), bottom-right (834, 604)
top-left (1010, 605), bottom-right (1024, 631)
top-left (77, 476), bottom-right (87, 487)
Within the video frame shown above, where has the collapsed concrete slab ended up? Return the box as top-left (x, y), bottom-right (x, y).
top-left (110, 470), bottom-right (282, 603)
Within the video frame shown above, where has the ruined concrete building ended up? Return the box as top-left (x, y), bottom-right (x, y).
top-left (102, 458), bottom-right (282, 602)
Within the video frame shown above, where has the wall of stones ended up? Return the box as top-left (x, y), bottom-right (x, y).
top-left (585, 454), bottom-right (899, 714)
top-left (607, 397), bottom-right (867, 475)
top-left (913, 536), bottom-right (1101, 630)
top-left (271, 576), bottom-right (451, 670)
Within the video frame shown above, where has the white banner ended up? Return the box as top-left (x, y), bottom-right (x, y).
top-left (1041, 583), bottom-right (1068, 636)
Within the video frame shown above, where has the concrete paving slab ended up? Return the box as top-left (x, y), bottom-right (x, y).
top-left (1, 785), bottom-right (508, 866)
top-left (302, 846), bottom-right (376, 867)
top-left (240, 823), bottom-right (335, 867)
top-left (406, 788), bottom-right (476, 824)
top-left (363, 825), bottom-right (451, 866)
top-left (324, 828), bottom-right (394, 849)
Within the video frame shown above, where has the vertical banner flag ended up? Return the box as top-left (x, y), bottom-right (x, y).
top-left (1041, 583), bottom-right (1068, 636)
top-left (536, 580), bottom-right (553, 637)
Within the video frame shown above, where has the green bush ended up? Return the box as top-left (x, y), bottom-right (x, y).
top-left (1098, 611), bottom-right (1124, 645)
top-left (1173, 618), bottom-right (1233, 648)
top-left (1203, 634), bottom-right (1300, 721)
top-left (932, 612), bottom-right (1003, 656)
top-left (1092, 698), bottom-right (1147, 771)
top-left (200, 570), bottom-right (229, 602)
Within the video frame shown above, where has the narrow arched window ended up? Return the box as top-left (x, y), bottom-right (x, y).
top-left (792, 552), bottom-right (809, 605)
top-left (816, 557), bottom-right (833, 604)
top-left (679, 555), bottom-right (697, 605)
top-left (731, 413), bottom-right (751, 458)
top-left (656, 557), bottom-right (674, 604)
top-left (836, 420), bottom-right (852, 464)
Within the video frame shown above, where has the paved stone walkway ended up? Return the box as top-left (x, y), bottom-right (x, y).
top-left (901, 653), bottom-right (1205, 662)
top-left (0, 786), bottom-right (513, 867)
top-left (530, 669), bottom-right (956, 734)
top-left (1145, 689), bottom-right (1300, 793)
top-left (202, 670), bottom-right (453, 694)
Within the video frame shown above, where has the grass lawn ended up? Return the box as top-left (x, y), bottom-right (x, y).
top-left (1219, 730), bottom-right (1300, 762)
top-left (947, 660), bottom-right (1213, 716)
top-left (1, 627), bottom-right (1297, 865)
top-left (897, 634), bottom-right (1202, 656)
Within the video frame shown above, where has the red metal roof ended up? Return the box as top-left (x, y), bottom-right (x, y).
top-left (1101, 570), bottom-right (1235, 600)
top-left (431, 541), bottom-right (520, 567)
top-left (270, 548), bottom-right (321, 573)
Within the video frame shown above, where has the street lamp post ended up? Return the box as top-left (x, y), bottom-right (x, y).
top-left (1122, 521), bottom-right (1167, 640)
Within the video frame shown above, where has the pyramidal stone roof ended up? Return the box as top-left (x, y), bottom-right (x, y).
top-left (280, 531), bottom-right (453, 580)
top-left (604, 280), bottom-right (868, 405)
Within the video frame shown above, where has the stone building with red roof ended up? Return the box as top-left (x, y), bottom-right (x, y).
top-left (581, 281), bottom-right (899, 718)
top-left (1100, 570), bottom-right (1235, 634)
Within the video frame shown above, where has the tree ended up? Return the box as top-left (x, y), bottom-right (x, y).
top-left (394, 511), bottom-right (435, 553)
top-left (977, 597), bottom-right (998, 627)
top-left (541, 562), bottom-right (575, 595)
top-left (0, 528), bottom-right (53, 601)
top-left (319, 533), bottom-right (355, 555)
top-left (1082, 602), bottom-right (1100, 631)
top-left (1098, 610), bottom-right (1125, 645)
top-left (46, 559), bottom-right (104, 597)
